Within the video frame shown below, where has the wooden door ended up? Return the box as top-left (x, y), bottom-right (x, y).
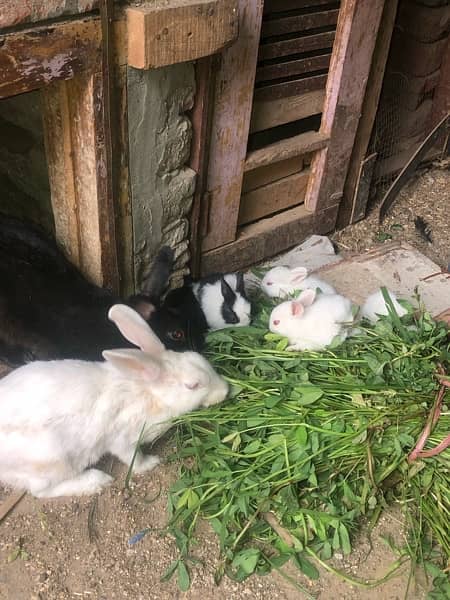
top-left (198, 0), bottom-right (386, 275)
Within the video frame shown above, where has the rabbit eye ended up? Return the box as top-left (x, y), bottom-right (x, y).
top-left (267, 281), bottom-right (273, 286)
top-left (169, 329), bottom-right (185, 341)
top-left (185, 381), bottom-right (200, 390)
top-left (273, 319), bottom-right (280, 326)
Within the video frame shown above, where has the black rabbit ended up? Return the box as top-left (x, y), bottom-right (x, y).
top-left (0, 215), bottom-right (204, 366)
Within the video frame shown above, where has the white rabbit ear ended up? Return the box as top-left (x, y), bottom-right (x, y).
top-left (298, 289), bottom-right (316, 307)
top-left (290, 301), bottom-right (305, 317)
top-left (108, 304), bottom-right (165, 355)
top-left (102, 349), bottom-right (161, 381)
top-left (290, 267), bottom-right (308, 283)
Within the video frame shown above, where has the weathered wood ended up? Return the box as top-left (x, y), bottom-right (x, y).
top-left (0, 492), bottom-right (26, 524)
top-left (429, 38), bottom-right (450, 129)
top-left (244, 130), bottom-right (329, 172)
top-left (242, 156), bottom-right (303, 193)
top-left (263, 0), bottom-right (335, 13)
top-left (42, 73), bottom-right (117, 288)
top-left (349, 152), bottom-right (377, 224)
top-left (259, 31), bottom-right (335, 61)
top-left (0, 18), bottom-right (101, 99)
top-left (397, 1), bottom-right (450, 43)
top-left (338, 0), bottom-right (399, 228)
top-left (201, 0), bottom-right (264, 252)
top-left (389, 31), bottom-right (448, 77)
top-left (238, 170), bottom-right (309, 225)
top-left (255, 73), bottom-right (328, 102)
top-left (201, 203), bottom-right (338, 275)
top-left (0, 0), bottom-right (97, 29)
top-left (256, 54), bottom-right (331, 83)
top-left (250, 89), bottom-right (325, 133)
top-left (305, 0), bottom-right (385, 214)
top-left (126, 0), bottom-right (238, 70)
top-left (261, 9), bottom-right (339, 37)
top-left (189, 57), bottom-right (215, 278)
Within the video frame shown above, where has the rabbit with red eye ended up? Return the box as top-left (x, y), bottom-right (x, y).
top-left (261, 265), bottom-right (336, 298)
top-left (0, 304), bottom-right (228, 498)
top-left (269, 289), bottom-right (354, 351)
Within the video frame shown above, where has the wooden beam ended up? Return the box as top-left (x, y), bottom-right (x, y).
top-left (254, 73), bottom-right (328, 102)
top-left (256, 54), bottom-right (331, 84)
top-left (0, 0), bottom-right (97, 30)
top-left (126, 0), bottom-right (239, 70)
top-left (244, 131), bottom-right (329, 172)
top-left (305, 0), bottom-right (385, 214)
top-left (0, 18), bottom-right (101, 99)
top-left (250, 90), bottom-right (325, 133)
top-left (242, 156), bottom-right (303, 193)
top-left (261, 9), bottom-right (339, 37)
top-left (201, 203), bottom-right (339, 275)
top-left (259, 31), bottom-right (335, 61)
top-left (201, 0), bottom-right (264, 252)
top-left (337, 0), bottom-right (399, 227)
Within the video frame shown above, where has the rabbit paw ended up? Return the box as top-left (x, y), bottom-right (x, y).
top-left (36, 469), bottom-right (113, 498)
top-left (133, 454), bottom-right (161, 474)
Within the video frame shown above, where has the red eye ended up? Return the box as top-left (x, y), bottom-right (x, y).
top-left (169, 329), bottom-right (185, 340)
top-left (267, 281), bottom-right (273, 286)
top-left (273, 319), bottom-right (280, 326)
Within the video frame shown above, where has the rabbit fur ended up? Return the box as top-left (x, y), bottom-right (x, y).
top-left (261, 266), bottom-right (336, 298)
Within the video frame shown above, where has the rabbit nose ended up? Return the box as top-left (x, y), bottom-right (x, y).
top-left (273, 319), bottom-right (280, 326)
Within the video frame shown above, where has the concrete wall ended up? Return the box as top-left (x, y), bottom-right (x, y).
top-left (127, 63), bottom-right (197, 291)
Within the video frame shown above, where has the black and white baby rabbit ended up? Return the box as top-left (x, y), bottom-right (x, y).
top-left (0, 304), bottom-right (229, 498)
top-left (0, 216), bottom-right (196, 365)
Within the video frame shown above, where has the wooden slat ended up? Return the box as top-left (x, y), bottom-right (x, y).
top-left (245, 130), bottom-right (329, 171)
top-left (259, 31), bottom-right (335, 61)
top-left (264, 0), bottom-right (337, 13)
top-left (0, 0), bottom-right (97, 29)
top-left (201, 203), bottom-right (338, 275)
top-left (255, 73), bottom-right (327, 102)
top-left (261, 9), bottom-right (339, 37)
top-left (0, 18), bottom-right (101, 99)
top-left (238, 170), bottom-right (309, 225)
top-left (126, 0), bottom-right (239, 69)
top-left (338, 0), bottom-right (399, 227)
top-left (305, 0), bottom-right (385, 214)
top-left (201, 0), bottom-right (264, 252)
top-left (242, 156), bottom-right (303, 193)
top-left (250, 89), bottom-right (325, 133)
top-left (256, 53), bottom-right (331, 83)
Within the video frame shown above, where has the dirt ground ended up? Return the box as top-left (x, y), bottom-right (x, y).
top-left (1, 165), bottom-right (448, 600)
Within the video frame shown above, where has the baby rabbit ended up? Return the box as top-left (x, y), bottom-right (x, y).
top-left (360, 288), bottom-right (407, 323)
top-left (0, 304), bottom-right (228, 498)
top-left (269, 289), bottom-right (353, 351)
top-left (261, 266), bottom-right (336, 298)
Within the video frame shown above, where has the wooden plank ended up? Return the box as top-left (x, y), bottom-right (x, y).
top-left (238, 170), bottom-right (309, 225)
top-left (389, 31), bottom-right (448, 77)
top-left (245, 130), bottom-right (329, 171)
top-left (201, 0), bottom-right (264, 252)
top-left (263, 0), bottom-right (335, 13)
top-left (41, 73), bottom-right (118, 288)
top-left (250, 89), bottom-right (325, 133)
top-left (259, 31), bottom-right (335, 61)
top-left (261, 9), bottom-right (339, 37)
top-left (0, 0), bottom-right (97, 29)
top-left (429, 38), bottom-right (450, 129)
top-left (338, 0), bottom-right (399, 228)
top-left (256, 54), bottom-right (331, 83)
top-left (126, 0), bottom-right (239, 69)
top-left (242, 156), bottom-right (303, 193)
top-left (0, 18), bottom-right (101, 99)
top-left (255, 73), bottom-right (327, 101)
top-left (305, 0), bottom-right (385, 214)
top-left (349, 152), bottom-right (377, 223)
top-left (201, 203), bottom-right (339, 275)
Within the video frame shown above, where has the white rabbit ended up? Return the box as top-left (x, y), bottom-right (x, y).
top-left (269, 289), bottom-right (354, 351)
top-left (0, 304), bottom-right (228, 498)
top-left (261, 266), bottom-right (336, 298)
top-left (360, 288), bottom-right (407, 323)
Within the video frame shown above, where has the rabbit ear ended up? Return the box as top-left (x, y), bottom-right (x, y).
top-left (108, 304), bottom-right (165, 354)
top-left (103, 349), bottom-right (161, 381)
top-left (290, 267), bottom-right (308, 283)
top-left (290, 301), bottom-right (305, 317)
top-left (298, 289), bottom-right (316, 307)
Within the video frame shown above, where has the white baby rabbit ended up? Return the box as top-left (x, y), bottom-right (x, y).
top-left (269, 289), bottom-right (354, 351)
top-left (261, 266), bottom-right (336, 298)
top-left (360, 288), bottom-right (407, 323)
top-left (0, 304), bottom-right (228, 498)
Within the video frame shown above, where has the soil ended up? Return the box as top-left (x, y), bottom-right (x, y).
top-left (1, 165), bottom-right (447, 600)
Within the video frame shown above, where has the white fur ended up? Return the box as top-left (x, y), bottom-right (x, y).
top-left (269, 290), bottom-right (354, 351)
top-left (194, 274), bottom-right (251, 331)
top-left (0, 305), bottom-right (228, 498)
top-left (261, 266), bottom-right (336, 298)
top-left (360, 288), bottom-right (407, 323)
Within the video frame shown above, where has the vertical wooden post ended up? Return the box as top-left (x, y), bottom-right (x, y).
top-left (305, 0), bottom-right (386, 216)
top-left (201, 0), bottom-right (264, 252)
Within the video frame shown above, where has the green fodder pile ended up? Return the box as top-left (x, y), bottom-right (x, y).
top-left (165, 294), bottom-right (450, 595)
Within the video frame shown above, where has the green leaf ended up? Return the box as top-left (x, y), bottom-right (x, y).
top-left (295, 554), bottom-right (320, 580)
top-left (177, 560), bottom-right (191, 591)
top-left (244, 439), bottom-right (262, 454)
top-left (7, 548), bottom-right (20, 563)
top-left (161, 559), bottom-right (179, 582)
top-left (339, 523), bottom-right (351, 554)
top-left (295, 426), bottom-right (308, 446)
top-left (265, 395), bottom-right (281, 408)
top-left (293, 386), bottom-right (323, 405)
top-left (232, 548), bottom-right (260, 575)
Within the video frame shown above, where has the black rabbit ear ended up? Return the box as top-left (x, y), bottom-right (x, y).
top-left (236, 272), bottom-right (246, 295)
top-left (220, 276), bottom-right (236, 306)
top-left (140, 246), bottom-right (175, 302)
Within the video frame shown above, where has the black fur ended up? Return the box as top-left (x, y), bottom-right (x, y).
top-left (0, 216), bottom-right (201, 365)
